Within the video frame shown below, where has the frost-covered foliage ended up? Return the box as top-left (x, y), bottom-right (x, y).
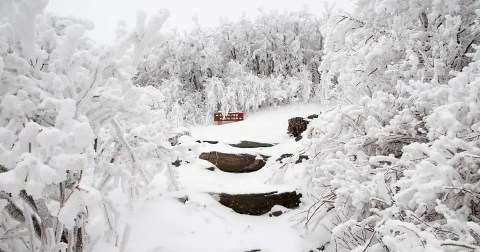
top-left (319, 0), bottom-right (480, 104)
top-left (144, 62), bottom-right (313, 125)
top-left (134, 10), bottom-right (321, 124)
top-left (303, 1), bottom-right (480, 249)
top-left (0, 1), bottom-right (172, 251)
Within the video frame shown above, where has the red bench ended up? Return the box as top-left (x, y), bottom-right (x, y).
top-left (214, 112), bottom-right (244, 124)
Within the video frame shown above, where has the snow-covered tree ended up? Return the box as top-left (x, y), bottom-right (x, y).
top-left (134, 10), bottom-right (322, 125)
top-left (0, 1), bottom-right (172, 251)
top-left (319, 0), bottom-right (480, 104)
top-left (303, 1), bottom-right (480, 250)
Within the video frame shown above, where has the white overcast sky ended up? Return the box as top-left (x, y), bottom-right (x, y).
top-left (46, 0), bottom-right (355, 44)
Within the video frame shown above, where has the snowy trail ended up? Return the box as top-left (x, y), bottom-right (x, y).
top-left (123, 103), bottom-right (322, 252)
top-left (190, 103), bottom-right (323, 143)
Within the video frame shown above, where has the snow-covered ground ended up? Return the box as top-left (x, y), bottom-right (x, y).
top-left (190, 102), bottom-right (323, 143)
top-left (106, 103), bottom-right (325, 252)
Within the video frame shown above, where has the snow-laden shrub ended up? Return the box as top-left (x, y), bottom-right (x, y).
top-left (319, 0), bottom-right (480, 104)
top-left (133, 10), bottom-right (322, 125)
top-left (147, 60), bottom-right (313, 125)
top-left (135, 10), bottom-right (322, 88)
top-left (0, 2), bottom-right (172, 251)
top-left (304, 48), bottom-right (480, 251)
top-left (203, 67), bottom-right (313, 124)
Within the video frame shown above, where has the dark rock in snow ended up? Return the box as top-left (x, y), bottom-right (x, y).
top-left (196, 140), bottom-right (219, 144)
top-left (307, 114), bottom-right (319, 120)
top-left (288, 117), bottom-right (309, 138)
top-left (295, 155), bottom-right (309, 164)
top-left (168, 128), bottom-right (190, 146)
top-left (175, 196), bottom-right (189, 204)
top-left (230, 141), bottom-right (275, 148)
top-left (171, 160), bottom-right (182, 167)
top-left (269, 210), bottom-right (283, 217)
top-left (277, 153), bottom-right (308, 164)
top-left (276, 153), bottom-right (294, 163)
top-left (199, 151), bottom-right (267, 173)
top-left (309, 243), bottom-right (327, 252)
top-left (276, 154), bottom-right (309, 164)
top-left (216, 191), bottom-right (302, 215)
top-left (205, 167), bottom-right (215, 171)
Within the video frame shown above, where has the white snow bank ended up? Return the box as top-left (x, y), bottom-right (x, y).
top-left (125, 194), bottom-right (305, 252)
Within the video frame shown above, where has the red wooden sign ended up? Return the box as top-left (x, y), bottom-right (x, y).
top-left (214, 112), bottom-right (244, 124)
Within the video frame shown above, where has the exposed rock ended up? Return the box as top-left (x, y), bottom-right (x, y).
top-left (244, 250), bottom-right (261, 252)
top-left (295, 155), bottom-right (309, 164)
top-left (216, 191), bottom-right (302, 215)
top-left (309, 243), bottom-right (327, 252)
top-left (172, 160), bottom-right (182, 167)
top-left (199, 151), bottom-right (266, 173)
top-left (276, 153), bottom-right (294, 163)
top-left (269, 210), bottom-right (283, 217)
top-left (295, 135), bottom-right (303, 142)
top-left (205, 167), bottom-right (215, 171)
top-left (168, 128), bottom-right (190, 146)
top-left (175, 196), bottom-right (189, 204)
top-left (230, 141), bottom-right (275, 148)
top-left (307, 114), bottom-right (319, 119)
top-left (196, 140), bottom-right (219, 144)
top-left (287, 117), bottom-right (309, 137)
top-left (276, 154), bottom-right (308, 164)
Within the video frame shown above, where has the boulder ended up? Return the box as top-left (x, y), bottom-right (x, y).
top-left (199, 151), bottom-right (266, 173)
top-left (287, 117), bottom-right (309, 137)
top-left (230, 141), bottom-right (275, 148)
top-left (216, 191), bottom-right (302, 215)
